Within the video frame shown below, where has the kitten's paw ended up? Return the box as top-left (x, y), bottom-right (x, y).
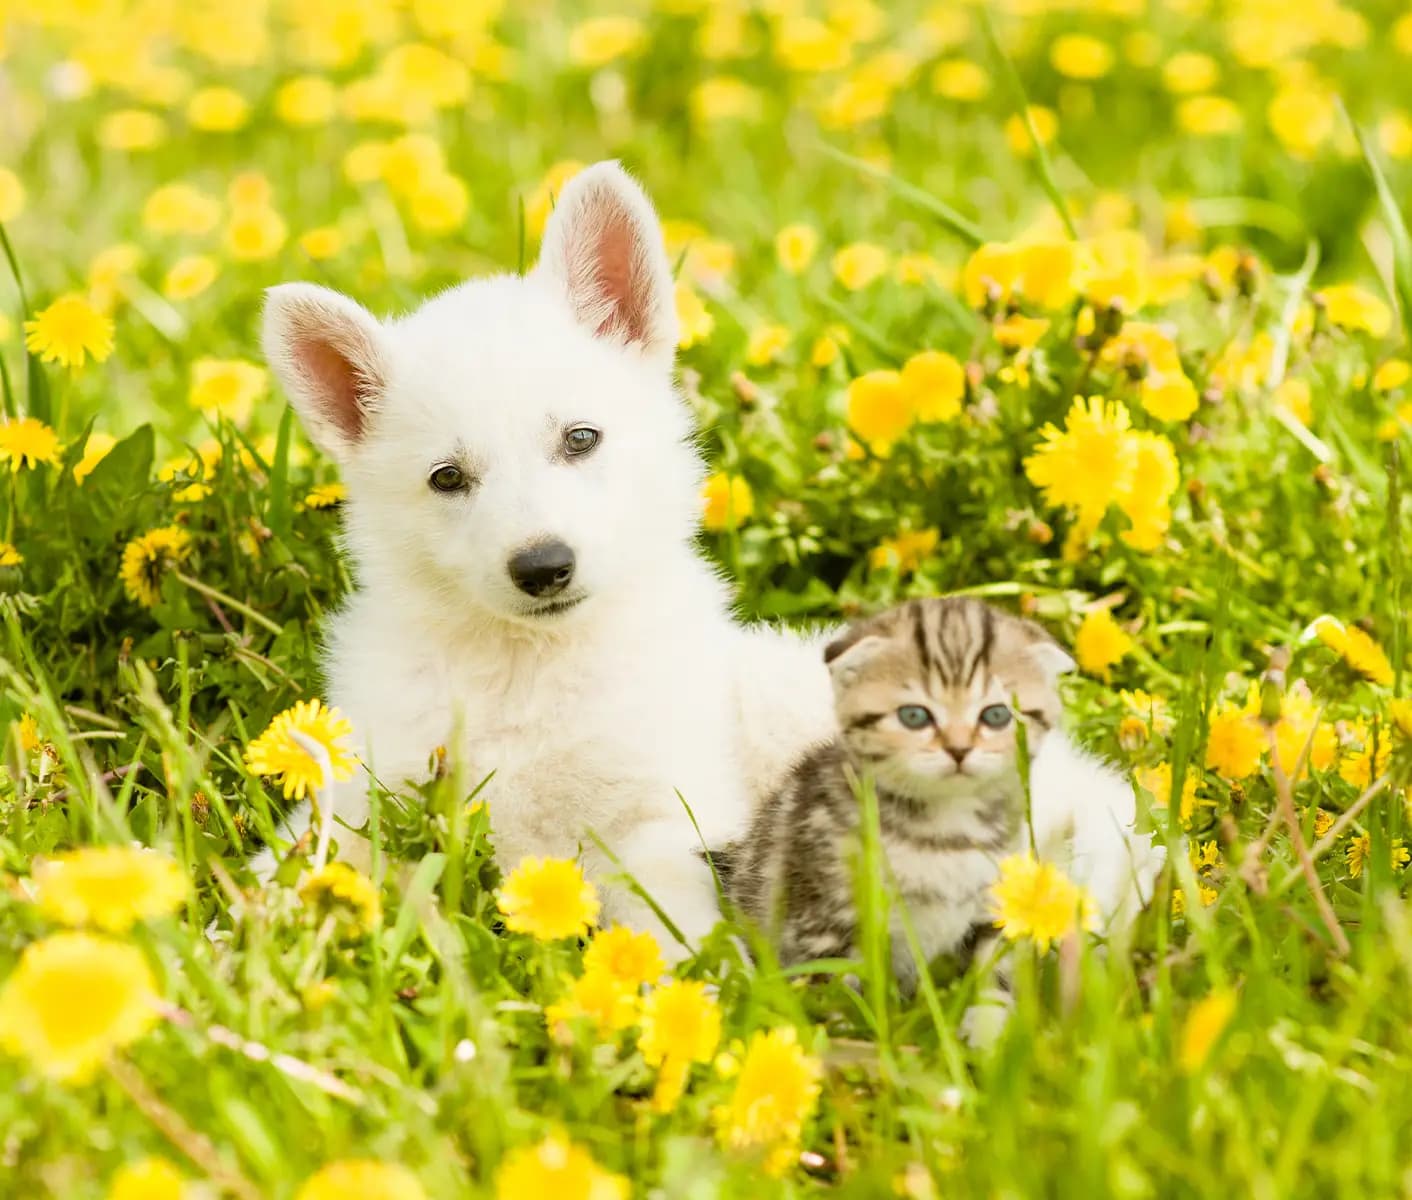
top-left (958, 999), bottom-right (1012, 1049)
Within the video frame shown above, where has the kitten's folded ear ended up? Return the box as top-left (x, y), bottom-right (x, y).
top-left (1027, 639), bottom-right (1077, 683)
top-left (824, 626), bottom-right (889, 684)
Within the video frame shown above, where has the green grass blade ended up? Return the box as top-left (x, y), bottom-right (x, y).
top-left (979, 8), bottom-right (1078, 240)
top-left (1349, 110), bottom-right (1412, 348)
top-left (0, 220), bottom-right (49, 422)
top-left (817, 143), bottom-right (985, 247)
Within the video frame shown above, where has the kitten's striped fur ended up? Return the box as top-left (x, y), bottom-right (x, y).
top-left (720, 596), bottom-right (1074, 991)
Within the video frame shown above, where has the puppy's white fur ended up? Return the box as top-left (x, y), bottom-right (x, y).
top-left (260, 162), bottom-right (835, 954)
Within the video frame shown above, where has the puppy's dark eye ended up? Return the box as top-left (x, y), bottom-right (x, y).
top-left (978, 704), bottom-right (1012, 729)
top-left (564, 425), bottom-right (600, 457)
top-left (428, 464), bottom-right (467, 493)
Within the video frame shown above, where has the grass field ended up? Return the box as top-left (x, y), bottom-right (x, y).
top-left (3, 1), bottom-right (1412, 1196)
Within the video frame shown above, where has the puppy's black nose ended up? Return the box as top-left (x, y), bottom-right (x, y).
top-left (508, 540), bottom-right (575, 598)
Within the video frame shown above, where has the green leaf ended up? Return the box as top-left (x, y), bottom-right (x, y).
top-left (266, 405), bottom-right (294, 538)
top-left (82, 424), bottom-right (155, 525)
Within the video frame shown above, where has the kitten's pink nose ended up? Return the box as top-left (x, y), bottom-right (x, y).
top-left (942, 744), bottom-right (970, 765)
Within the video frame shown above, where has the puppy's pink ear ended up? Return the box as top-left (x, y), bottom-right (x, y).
top-left (262, 283), bottom-right (386, 460)
top-left (533, 161), bottom-right (678, 367)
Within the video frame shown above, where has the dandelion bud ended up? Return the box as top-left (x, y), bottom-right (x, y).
top-left (812, 431), bottom-right (834, 452)
top-left (730, 371), bottom-right (758, 407)
top-left (1099, 298), bottom-right (1126, 340)
top-left (1257, 676), bottom-right (1283, 726)
top-left (1235, 253), bottom-right (1259, 297)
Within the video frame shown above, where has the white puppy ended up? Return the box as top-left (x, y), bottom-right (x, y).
top-left (260, 162), bottom-right (835, 954)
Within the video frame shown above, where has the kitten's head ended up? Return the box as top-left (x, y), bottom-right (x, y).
top-left (823, 597), bottom-right (1074, 799)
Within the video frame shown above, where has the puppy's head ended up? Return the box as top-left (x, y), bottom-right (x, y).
top-left (262, 161), bottom-right (701, 628)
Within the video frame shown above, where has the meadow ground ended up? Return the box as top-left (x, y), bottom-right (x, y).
top-left (3, 1), bottom-right (1412, 1196)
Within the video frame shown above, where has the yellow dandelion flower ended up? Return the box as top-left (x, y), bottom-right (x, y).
top-left (989, 854), bottom-right (1098, 952)
top-left (900, 350), bottom-right (964, 422)
top-left (831, 242), bottom-right (889, 290)
top-left (225, 206), bottom-right (288, 261)
top-left (713, 1027), bottom-right (822, 1176)
top-left (1390, 699), bottom-right (1412, 741)
top-left (299, 227), bottom-right (345, 261)
top-left (35, 846), bottom-right (188, 932)
top-left (108, 1157), bottom-right (185, 1200)
top-left (775, 223), bottom-right (819, 275)
top-left (276, 75), bottom-right (338, 126)
top-left (299, 863), bottom-right (381, 934)
top-left (1134, 763), bottom-right (1198, 823)
top-left (87, 243), bottom-right (144, 312)
top-left (99, 109), bottom-right (167, 152)
top-left (701, 472), bottom-right (754, 531)
top-left (745, 322), bottom-right (791, 367)
top-left (163, 255), bottom-right (219, 301)
top-left (295, 1160), bottom-right (427, 1200)
top-left (774, 16), bottom-right (852, 73)
top-left (120, 526), bottom-right (191, 608)
top-left (639, 979), bottom-right (722, 1112)
top-left (304, 483), bottom-right (348, 510)
top-left (1005, 105), bottom-right (1058, 157)
top-left (931, 58), bottom-right (990, 102)
top-left (497, 856), bottom-right (600, 941)
top-left (569, 15), bottom-right (646, 68)
top-left (0, 417), bottom-right (62, 472)
top-left (24, 295), bottom-right (115, 370)
top-left (494, 1135), bottom-right (627, 1200)
top-left (811, 328), bottom-right (847, 368)
top-left (1268, 85), bottom-right (1335, 159)
top-left (960, 241), bottom-right (1016, 309)
top-left (1024, 395), bottom-right (1136, 525)
top-left (847, 369), bottom-right (912, 454)
top-left (675, 281), bottom-right (714, 350)
top-left (187, 85), bottom-right (250, 132)
top-left (1271, 685), bottom-right (1338, 778)
top-left (1347, 833), bottom-right (1370, 878)
top-left (582, 926), bottom-right (664, 990)
top-left (142, 183), bottom-right (221, 236)
top-left (406, 170), bottom-right (471, 235)
top-left (189, 358), bottom-right (268, 425)
top-left (545, 968), bottom-right (640, 1036)
top-left (691, 76), bottom-right (763, 123)
top-left (1049, 33), bottom-right (1114, 80)
top-left (1178, 990), bottom-right (1235, 1073)
top-left (1205, 705), bottom-right (1264, 781)
top-left (1313, 808), bottom-right (1336, 838)
top-left (1312, 616), bottom-right (1394, 686)
top-left (1374, 360), bottom-right (1411, 392)
top-left (994, 314), bottom-right (1051, 351)
top-left (245, 699), bottom-right (358, 802)
top-left (15, 713), bottom-right (42, 754)
top-left (0, 931), bottom-right (161, 1082)
top-left (1177, 94), bottom-right (1243, 136)
top-left (0, 542), bottom-right (20, 567)
top-left (869, 528), bottom-right (939, 574)
top-left (1316, 285), bottom-right (1393, 338)
top-left (0, 168), bottom-right (24, 223)
top-left (1162, 52), bottom-right (1219, 94)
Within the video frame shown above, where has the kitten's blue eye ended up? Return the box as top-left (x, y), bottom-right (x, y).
top-left (564, 425), bottom-right (600, 457)
top-left (978, 704), bottom-right (1013, 729)
top-left (897, 705), bottom-right (932, 729)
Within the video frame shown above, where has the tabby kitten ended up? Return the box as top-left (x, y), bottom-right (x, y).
top-left (721, 596), bottom-right (1074, 992)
